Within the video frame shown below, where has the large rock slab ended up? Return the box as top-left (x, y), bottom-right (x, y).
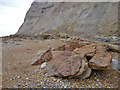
top-left (31, 48), bottom-right (53, 65)
top-left (44, 51), bottom-right (91, 79)
top-left (43, 51), bottom-right (72, 76)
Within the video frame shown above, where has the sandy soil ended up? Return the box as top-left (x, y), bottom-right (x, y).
top-left (2, 38), bottom-right (119, 88)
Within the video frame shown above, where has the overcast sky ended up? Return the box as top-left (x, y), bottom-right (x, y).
top-left (0, 0), bottom-right (34, 36)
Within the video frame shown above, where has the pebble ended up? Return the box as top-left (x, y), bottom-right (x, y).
top-left (26, 77), bottom-right (29, 80)
top-left (96, 79), bottom-right (99, 81)
top-left (4, 63), bottom-right (119, 88)
top-left (10, 78), bottom-right (14, 80)
top-left (41, 62), bottom-right (47, 68)
top-left (111, 59), bottom-right (120, 70)
top-left (17, 76), bottom-right (21, 79)
top-left (64, 85), bottom-right (67, 88)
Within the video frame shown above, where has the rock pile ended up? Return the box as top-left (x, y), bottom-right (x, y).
top-left (31, 39), bottom-right (118, 79)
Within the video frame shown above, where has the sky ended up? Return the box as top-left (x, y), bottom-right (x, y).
top-left (0, 0), bottom-right (34, 36)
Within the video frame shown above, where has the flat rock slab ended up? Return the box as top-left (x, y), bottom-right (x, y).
top-left (43, 51), bottom-right (91, 79)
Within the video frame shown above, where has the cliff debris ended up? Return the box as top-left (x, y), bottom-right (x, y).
top-left (31, 39), bottom-right (119, 79)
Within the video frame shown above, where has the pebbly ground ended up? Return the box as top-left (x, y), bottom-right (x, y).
top-left (2, 38), bottom-right (119, 88)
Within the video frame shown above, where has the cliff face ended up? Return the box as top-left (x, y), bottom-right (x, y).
top-left (16, 2), bottom-right (118, 39)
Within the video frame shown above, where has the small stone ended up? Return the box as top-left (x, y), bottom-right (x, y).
top-left (118, 71), bottom-right (120, 73)
top-left (97, 79), bottom-right (99, 81)
top-left (72, 38), bottom-right (76, 40)
top-left (57, 79), bottom-right (60, 82)
top-left (112, 42), bottom-right (117, 45)
top-left (41, 62), bottom-right (47, 68)
top-left (111, 59), bottom-right (120, 70)
top-left (17, 76), bottom-right (21, 79)
top-left (53, 78), bottom-right (57, 81)
top-left (64, 85), bottom-right (67, 88)
top-left (95, 77), bottom-right (97, 79)
top-left (26, 77), bottom-right (29, 80)
top-left (10, 78), bottom-right (14, 80)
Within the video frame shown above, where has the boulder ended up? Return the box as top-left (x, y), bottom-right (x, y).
top-left (54, 54), bottom-right (82, 77)
top-left (43, 51), bottom-right (72, 76)
top-left (31, 48), bottom-right (53, 65)
top-left (89, 45), bottom-right (112, 70)
top-left (44, 51), bottom-right (91, 79)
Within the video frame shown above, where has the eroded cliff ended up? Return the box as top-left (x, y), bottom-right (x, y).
top-left (16, 2), bottom-right (118, 39)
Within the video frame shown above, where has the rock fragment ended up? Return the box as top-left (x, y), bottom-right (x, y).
top-left (52, 40), bottom-right (90, 51)
top-left (111, 59), bottom-right (120, 70)
top-left (73, 43), bottom-right (96, 58)
top-left (89, 45), bottom-right (112, 70)
top-left (31, 48), bottom-right (53, 65)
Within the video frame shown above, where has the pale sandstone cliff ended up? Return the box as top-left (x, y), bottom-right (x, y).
top-left (16, 2), bottom-right (118, 39)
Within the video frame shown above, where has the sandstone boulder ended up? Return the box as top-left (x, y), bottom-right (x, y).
top-left (44, 51), bottom-right (91, 79)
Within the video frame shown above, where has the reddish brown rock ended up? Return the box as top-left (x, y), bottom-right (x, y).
top-left (44, 51), bottom-right (91, 79)
top-left (73, 43), bottom-right (96, 58)
top-left (89, 45), bottom-right (112, 70)
top-left (43, 51), bottom-right (72, 76)
top-left (31, 48), bottom-right (53, 65)
top-left (64, 40), bottom-right (82, 51)
top-left (52, 40), bottom-right (89, 51)
top-left (54, 54), bottom-right (82, 77)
